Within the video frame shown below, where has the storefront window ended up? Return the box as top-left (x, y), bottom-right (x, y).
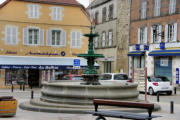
top-left (5, 70), bottom-right (28, 85)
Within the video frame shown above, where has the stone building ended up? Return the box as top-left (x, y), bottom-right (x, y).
top-left (129, 0), bottom-right (180, 85)
top-left (87, 0), bottom-right (130, 74)
top-left (0, 0), bottom-right (90, 88)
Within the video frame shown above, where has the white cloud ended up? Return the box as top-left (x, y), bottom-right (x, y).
top-left (0, 0), bottom-right (5, 4)
top-left (76, 0), bottom-right (89, 8)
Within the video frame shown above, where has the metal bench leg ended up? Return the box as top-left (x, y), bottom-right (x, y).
top-left (96, 116), bottom-right (106, 120)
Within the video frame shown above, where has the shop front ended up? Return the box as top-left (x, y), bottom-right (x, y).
top-left (0, 56), bottom-right (98, 88)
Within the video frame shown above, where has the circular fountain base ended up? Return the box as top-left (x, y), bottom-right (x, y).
top-left (19, 81), bottom-right (160, 113)
top-left (40, 81), bottom-right (139, 105)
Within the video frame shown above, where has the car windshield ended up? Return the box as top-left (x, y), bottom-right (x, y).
top-left (114, 74), bottom-right (128, 80)
top-left (72, 76), bottom-right (83, 80)
top-left (101, 74), bottom-right (112, 80)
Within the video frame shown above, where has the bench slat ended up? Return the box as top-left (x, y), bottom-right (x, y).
top-left (93, 111), bottom-right (160, 120)
top-left (93, 99), bottom-right (154, 109)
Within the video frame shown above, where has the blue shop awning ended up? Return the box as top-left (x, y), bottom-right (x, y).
top-left (149, 49), bottom-right (180, 56)
top-left (128, 51), bottom-right (145, 56)
top-left (0, 56), bottom-right (99, 70)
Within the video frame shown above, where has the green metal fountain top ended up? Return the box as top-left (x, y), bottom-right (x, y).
top-left (77, 26), bottom-right (104, 75)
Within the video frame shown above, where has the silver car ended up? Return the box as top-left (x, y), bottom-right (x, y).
top-left (99, 73), bottom-right (131, 83)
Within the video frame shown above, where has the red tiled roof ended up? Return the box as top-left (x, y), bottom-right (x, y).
top-left (0, 0), bottom-right (83, 8)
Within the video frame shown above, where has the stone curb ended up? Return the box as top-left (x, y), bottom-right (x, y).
top-left (19, 101), bottom-right (161, 114)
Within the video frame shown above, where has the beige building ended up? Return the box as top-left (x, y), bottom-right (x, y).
top-left (87, 0), bottom-right (130, 74)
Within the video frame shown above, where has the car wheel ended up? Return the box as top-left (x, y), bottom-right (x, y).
top-left (96, 116), bottom-right (106, 120)
top-left (149, 88), bottom-right (154, 95)
top-left (167, 91), bottom-right (172, 95)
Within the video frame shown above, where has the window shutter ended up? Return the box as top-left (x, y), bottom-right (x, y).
top-left (138, 28), bottom-right (140, 44)
top-left (144, 27), bottom-right (148, 44)
top-left (173, 22), bottom-right (177, 42)
top-left (52, 8), bottom-right (56, 20)
top-left (40, 29), bottom-right (44, 46)
top-left (108, 31), bottom-right (112, 46)
top-left (71, 32), bottom-right (76, 47)
top-left (150, 26), bottom-right (154, 43)
top-left (61, 30), bottom-right (66, 46)
top-left (12, 27), bottom-right (17, 44)
top-left (158, 25), bottom-right (162, 43)
top-left (30, 5), bottom-right (33, 18)
top-left (158, 0), bottom-right (161, 16)
top-left (165, 24), bottom-right (168, 42)
top-left (173, 0), bottom-right (176, 13)
top-left (77, 32), bottom-right (81, 47)
top-left (5, 26), bottom-right (11, 45)
top-left (46, 30), bottom-right (51, 46)
top-left (57, 8), bottom-right (61, 20)
top-left (23, 28), bottom-right (28, 45)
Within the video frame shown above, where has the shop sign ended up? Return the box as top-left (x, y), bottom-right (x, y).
top-left (176, 68), bottom-right (179, 84)
top-left (160, 42), bottom-right (165, 50)
top-left (5, 51), bottom-right (17, 55)
top-left (136, 44), bottom-right (140, 50)
top-left (144, 45), bottom-right (149, 51)
top-left (73, 59), bottom-right (80, 69)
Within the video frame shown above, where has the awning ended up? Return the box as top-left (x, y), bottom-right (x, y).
top-left (0, 56), bottom-right (99, 70)
top-left (149, 49), bottom-right (180, 56)
top-left (128, 51), bottom-right (145, 56)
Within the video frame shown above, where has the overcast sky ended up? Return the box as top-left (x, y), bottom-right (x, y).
top-left (0, 0), bottom-right (90, 8)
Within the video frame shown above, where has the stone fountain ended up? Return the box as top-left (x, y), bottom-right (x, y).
top-left (19, 27), bottom-right (140, 113)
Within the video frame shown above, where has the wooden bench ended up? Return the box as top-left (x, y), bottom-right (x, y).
top-left (91, 99), bottom-right (160, 120)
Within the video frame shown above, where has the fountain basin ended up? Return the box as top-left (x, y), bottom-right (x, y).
top-left (41, 81), bottom-right (139, 105)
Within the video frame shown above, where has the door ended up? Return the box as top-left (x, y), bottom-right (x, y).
top-left (28, 70), bottom-right (39, 87)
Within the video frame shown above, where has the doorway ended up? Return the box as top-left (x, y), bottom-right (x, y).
top-left (28, 70), bottom-right (39, 87)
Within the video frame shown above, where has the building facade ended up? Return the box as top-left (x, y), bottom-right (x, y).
top-left (88, 0), bottom-right (130, 74)
top-left (0, 0), bottom-right (91, 88)
top-left (129, 0), bottom-right (180, 85)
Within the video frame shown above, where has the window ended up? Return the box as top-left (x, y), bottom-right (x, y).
top-left (108, 31), bottom-right (113, 47)
top-left (141, 1), bottom-right (147, 19)
top-left (151, 25), bottom-right (162, 43)
top-left (102, 32), bottom-right (106, 47)
top-left (165, 23), bottom-right (177, 42)
top-left (169, 0), bottom-right (176, 14)
top-left (138, 27), bottom-right (147, 44)
top-left (95, 11), bottom-right (99, 24)
top-left (102, 7), bottom-right (106, 22)
top-left (23, 27), bottom-right (44, 46)
top-left (94, 35), bottom-right (98, 48)
top-left (28, 4), bottom-right (40, 19)
top-left (5, 70), bottom-right (28, 86)
top-left (46, 29), bottom-right (66, 46)
top-left (71, 31), bottom-right (82, 48)
top-left (109, 4), bottom-right (114, 20)
top-left (104, 61), bottom-right (111, 73)
top-left (154, 0), bottom-right (161, 17)
top-left (160, 58), bottom-right (168, 66)
top-left (5, 25), bottom-right (18, 45)
top-left (50, 7), bottom-right (63, 21)
top-left (133, 56), bottom-right (145, 69)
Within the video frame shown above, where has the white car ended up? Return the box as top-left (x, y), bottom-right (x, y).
top-left (99, 73), bottom-right (131, 83)
top-left (147, 76), bottom-right (173, 95)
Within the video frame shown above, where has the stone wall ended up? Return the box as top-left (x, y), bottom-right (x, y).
top-left (116, 0), bottom-right (131, 74)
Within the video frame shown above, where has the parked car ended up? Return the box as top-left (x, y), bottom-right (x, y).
top-left (147, 76), bottom-right (173, 95)
top-left (99, 73), bottom-right (131, 83)
top-left (62, 74), bottom-right (83, 80)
